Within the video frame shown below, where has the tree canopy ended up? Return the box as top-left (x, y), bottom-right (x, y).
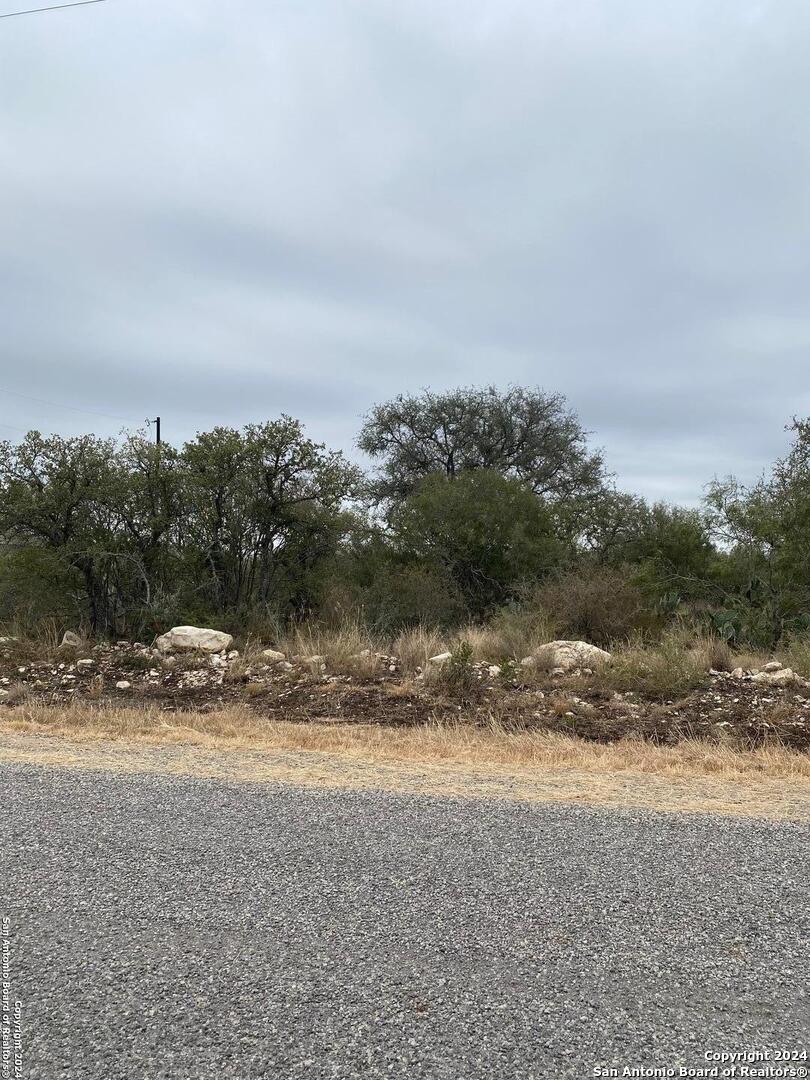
top-left (358, 385), bottom-right (608, 503)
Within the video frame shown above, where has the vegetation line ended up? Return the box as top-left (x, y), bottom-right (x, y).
top-left (2, 385), bottom-right (810, 664)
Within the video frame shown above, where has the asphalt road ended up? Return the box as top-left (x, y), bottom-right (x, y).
top-left (3, 762), bottom-right (808, 1079)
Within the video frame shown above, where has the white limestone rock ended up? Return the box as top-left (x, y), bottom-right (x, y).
top-left (155, 626), bottom-right (234, 654)
top-left (536, 641), bottom-right (612, 672)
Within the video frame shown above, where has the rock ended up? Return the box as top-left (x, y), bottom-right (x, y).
top-left (277, 661), bottom-right (294, 672)
top-left (60, 631), bottom-right (82, 649)
top-left (536, 641), bottom-right (612, 672)
top-left (0, 688), bottom-right (9, 699)
top-left (488, 665), bottom-right (502, 678)
top-left (115, 680), bottom-right (131, 690)
top-left (730, 667), bottom-right (746, 679)
top-left (303, 655), bottom-right (326, 665)
top-left (428, 652), bottom-right (452, 664)
top-left (763, 661), bottom-right (783, 673)
top-left (76, 659), bottom-right (95, 670)
top-left (520, 656), bottom-right (536, 668)
top-left (752, 667), bottom-right (799, 688)
top-left (155, 626), bottom-right (234, 654)
top-left (261, 649), bottom-right (286, 664)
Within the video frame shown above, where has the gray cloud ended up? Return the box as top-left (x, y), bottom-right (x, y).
top-left (2, 0), bottom-right (810, 501)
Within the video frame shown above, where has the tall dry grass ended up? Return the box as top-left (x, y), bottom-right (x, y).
top-left (782, 638), bottom-right (810, 679)
top-left (272, 621), bottom-right (383, 678)
top-left (392, 625), bottom-right (447, 673)
top-left (2, 701), bottom-right (808, 782)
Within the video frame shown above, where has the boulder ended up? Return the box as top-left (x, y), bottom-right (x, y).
top-left (261, 649), bottom-right (286, 664)
top-left (428, 652), bottom-right (452, 664)
top-left (763, 661), bottom-right (783, 673)
top-left (536, 640), bottom-right (612, 672)
top-left (60, 630), bottom-right (83, 649)
top-left (752, 667), bottom-right (799, 688)
top-left (155, 626), bottom-right (234, 654)
top-left (115, 680), bottom-right (131, 690)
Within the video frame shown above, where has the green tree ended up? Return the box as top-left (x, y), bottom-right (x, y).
top-left (180, 419), bottom-right (361, 615)
top-left (0, 432), bottom-right (119, 632)
top-left (706, 419), bottom-right (810, 641)
top-left (358, 385), bottom-right (607, 504)
top-left (389, 470), bottom-right (563, 614)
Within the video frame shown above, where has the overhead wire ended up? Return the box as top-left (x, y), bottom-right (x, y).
top-left (0, 384), bottom-right (140, 424)
top-left (0, 0), bottom-right (109, 19)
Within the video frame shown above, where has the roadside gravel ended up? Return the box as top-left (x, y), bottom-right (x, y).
top-left (3, 762), bottom-right (808, 1079)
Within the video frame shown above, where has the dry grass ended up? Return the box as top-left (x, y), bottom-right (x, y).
top-left (0, 681), bottom-right (30, 705)
top-left (580, 633), bottom-right (709, 699)
top-left (2, 701), bottom-right (809, 782)
top-left (446, 617), bottom-right (554, 663)
top-left (782, 638), bottom-right (810, 679)
top-left (3, 702), bottom-right (809, 821)
top-left (278, 621), bottom-right (379, 674)
top-left (392, 625), bottom-right (447, 674)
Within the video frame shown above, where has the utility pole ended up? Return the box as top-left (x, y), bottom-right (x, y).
top-left (147, 417), bottom-right (161, 445)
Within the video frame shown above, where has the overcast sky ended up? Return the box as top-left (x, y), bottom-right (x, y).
top-left (2, 0), bottom-right (809, 504)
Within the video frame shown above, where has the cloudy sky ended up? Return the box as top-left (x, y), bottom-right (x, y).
top-left (2, 0), bottom-right (809, 503)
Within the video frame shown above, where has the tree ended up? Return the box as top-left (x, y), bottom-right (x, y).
top-left (389, 470), bottom-right (563, 614)
top-left (706, 419), bottom-right (810, 641)
top-left (358, 385), bottom-right (607, 504)
top-left (0, 432), bottom-right (120, 632)
top-left (0, 419), bottom-right (362, 634)
top-left (179, 419), bottom-right (362, 614)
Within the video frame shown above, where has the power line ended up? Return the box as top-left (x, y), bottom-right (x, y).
top-left (0, 384), bottom-right (138, 424)
top-left (0, 0), bottom-right (109, 19)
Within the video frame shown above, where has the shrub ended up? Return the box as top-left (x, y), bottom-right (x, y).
top-left (531, 566), bottom-right (653, 646)
top-left (424, 640), bottom-right (480, 699)
top-left (365, 566), bottom-right (467, 630)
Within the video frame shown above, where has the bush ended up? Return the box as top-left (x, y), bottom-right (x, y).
top-left (424, 640), bottom-right (480, 699)
top-left (364, 565), bottom-right (467, 630)
top-left (389, 470), bottom-right (564, 615)
top-left (531, 567), bottom-right (653, 646)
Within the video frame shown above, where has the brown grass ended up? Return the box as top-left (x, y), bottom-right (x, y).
top-left (392, 625), bottom-right (447, 674)
top-left (278, 621), bottom-right (379, 675)
top-left (2, 701), bottom-right (808, 782)
top-left (2, 701), bottom-right (809, 820)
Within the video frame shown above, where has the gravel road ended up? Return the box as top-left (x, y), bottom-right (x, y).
top-left (3, 762), bottom-right (808, 1079)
